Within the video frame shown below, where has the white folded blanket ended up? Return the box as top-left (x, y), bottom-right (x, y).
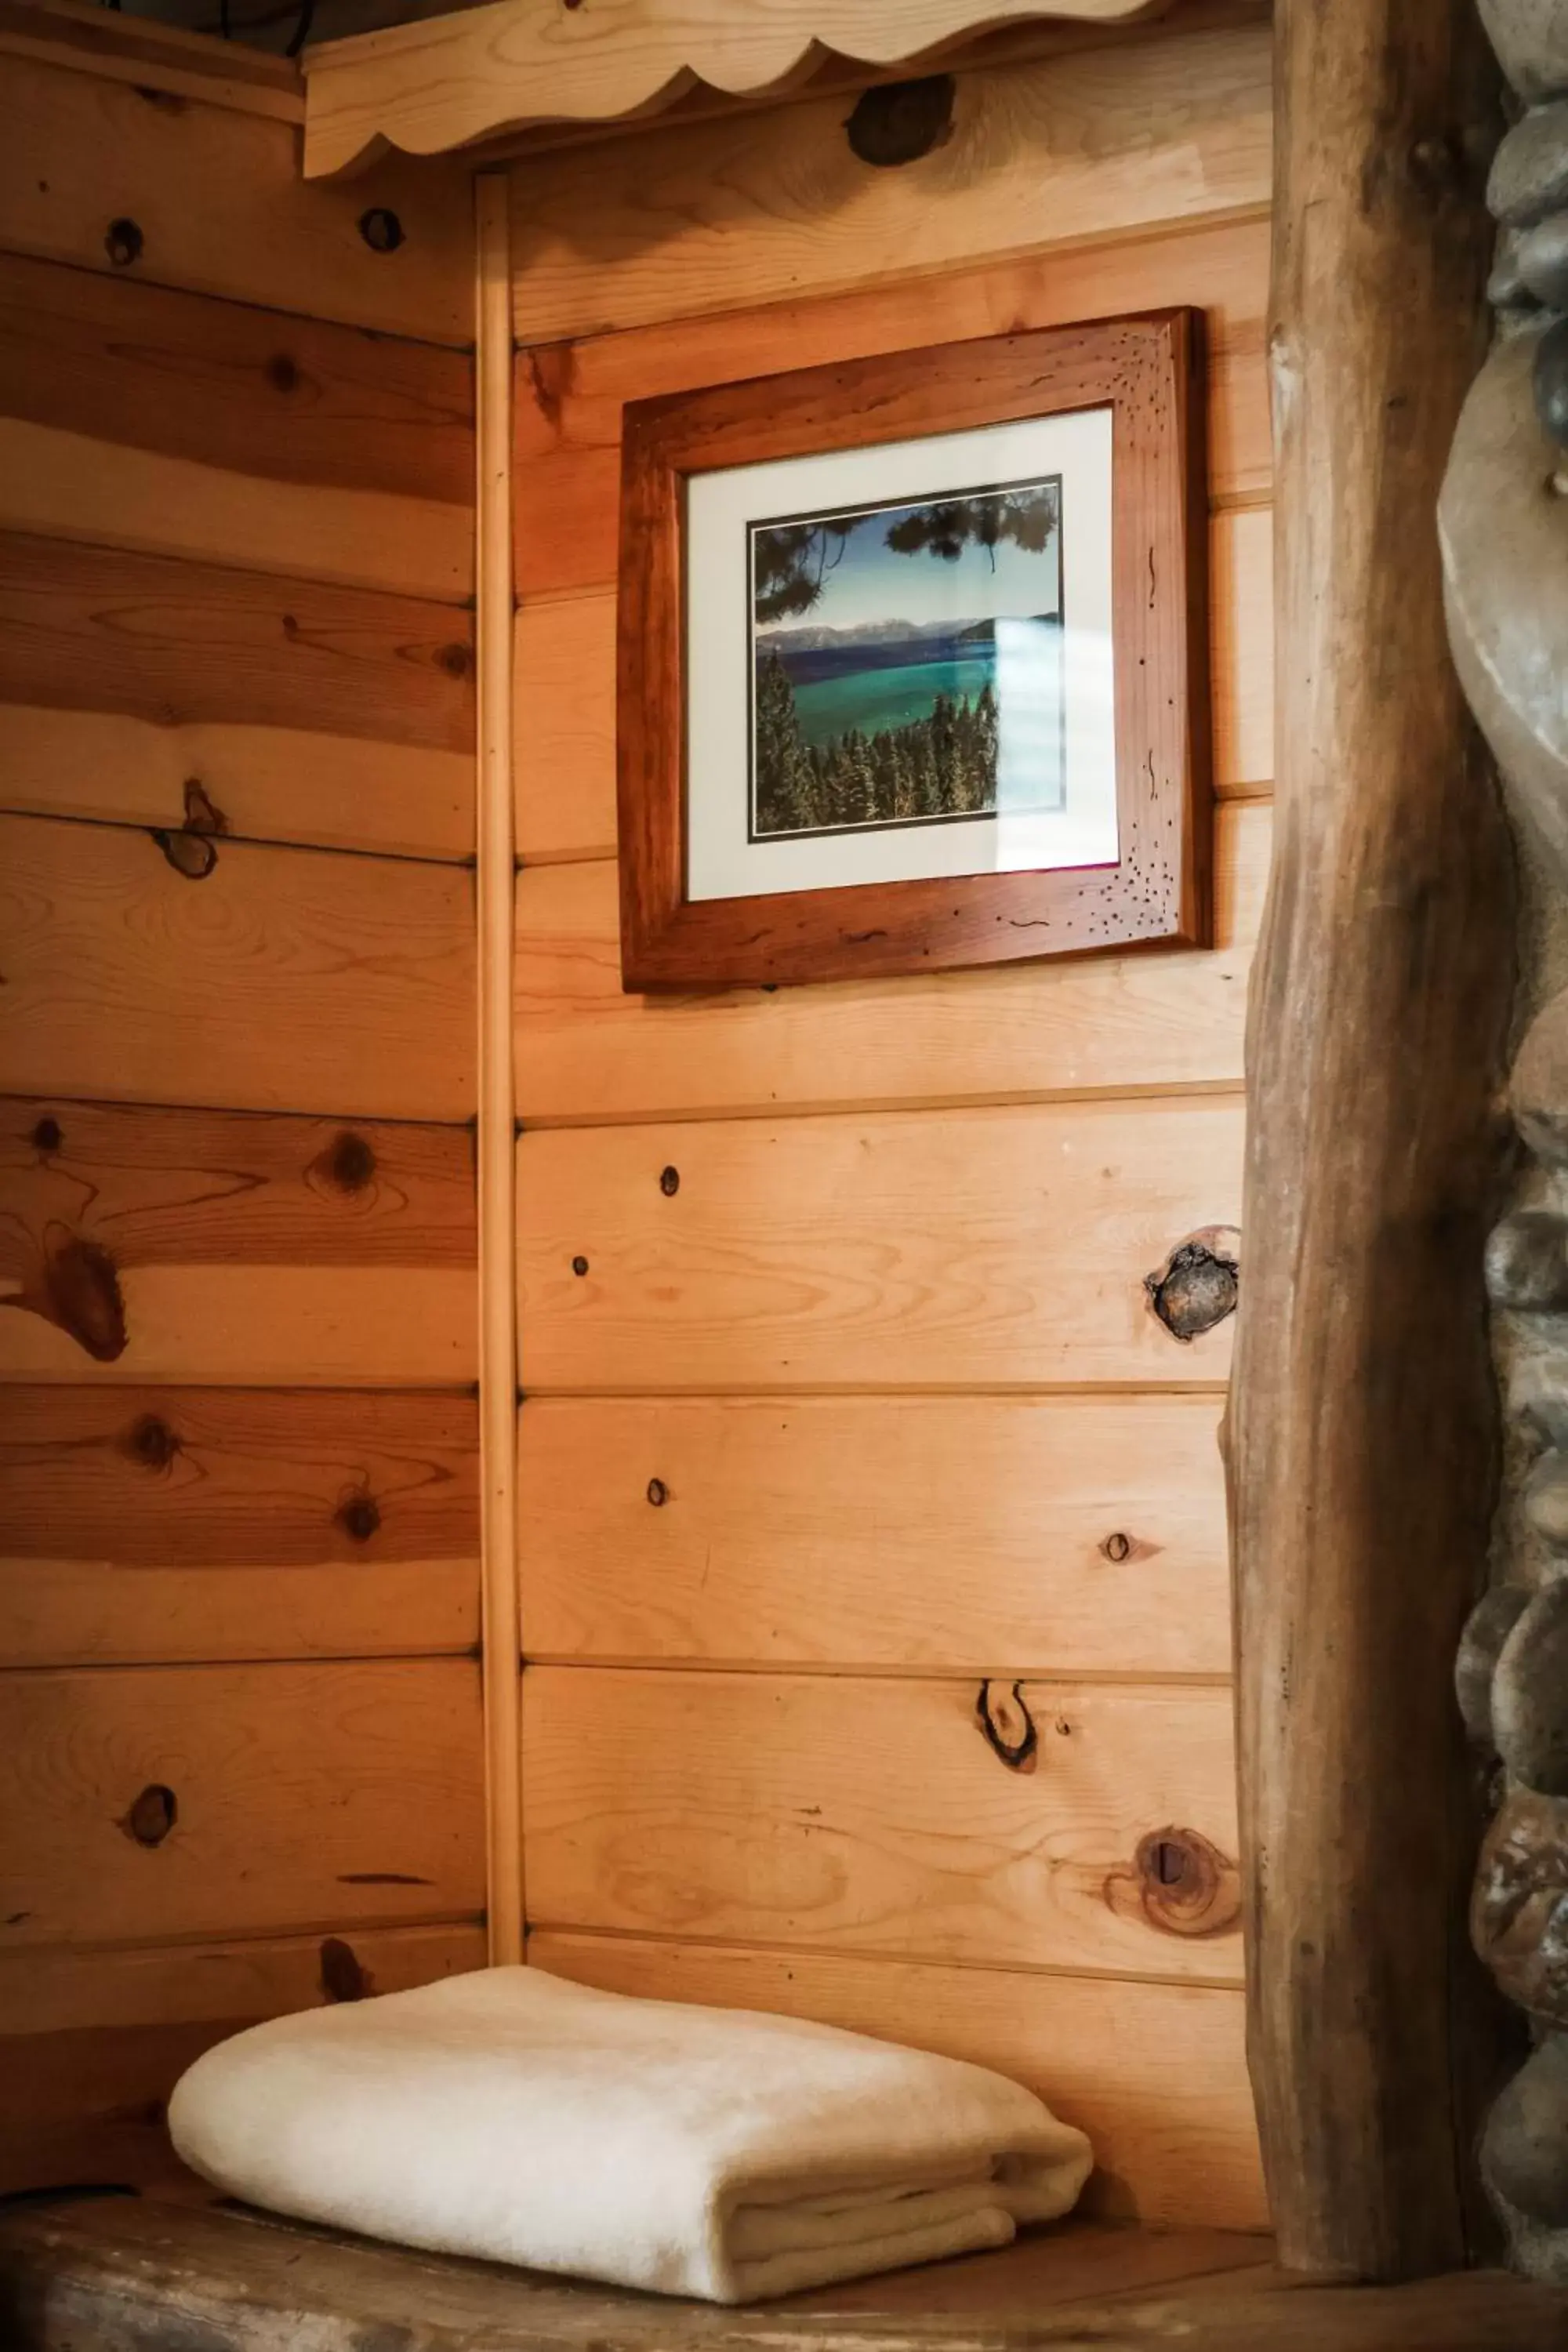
top-left (168, 1965), bottom-right (1091, 2303)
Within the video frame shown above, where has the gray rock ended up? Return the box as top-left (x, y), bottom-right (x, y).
top-left (1496, 1578), bottom-right (1568, 1792)
top-left (1513, 985), bottom-right (1568, 1164)
top-left (1514, 1359), bottom-right (1568, 1450)
top-left (1519, 211), bottom-right (1568, 310)
top-left (1490, 102), bottom-right (1568, 227)
top-left (1524, 1450), bottom-right (1568, 1548)
top-left (1440, 330), bottom-right (1568, 888)
top-left (1537, 313), bottom-right (1568, 444)
top-left (1491, 223), bottom-right (1543, 310)
top-left (1473, 1788), bottom-right (1568, 2024)
top-left (1458, 1583), bottom-right (1535, 1744)
top-left (1487, 1210), bottom-right (1568, 1308)
top-left (1483, 2035), bottom-right (1568, 2229)
top-left (1481, 0), bottom-right (1568, 104)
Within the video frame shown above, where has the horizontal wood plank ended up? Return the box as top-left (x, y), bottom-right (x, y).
top-left (0, 48), bottom-right (474, 343)
top-left (522, 1667), bottom-right (1242, 1981)
top-left (0, 1657), bottom-right (485, 1950)
top-left (532, 1932), bottom-right (1265, 2229)
top-left (506, 24), bottom-right (1271, 346)
top-left (0, 816), bottom-right (476, 1123)
top-left (0, 704), bottom-right (473, 861)
top-left (0, 1386), bottom-right (479, 1667)
top-left (514, 519), bottom-right (1269, 867)
top-left (0, 1921), bottom-right (485, 2198)
top-left (516, 1098), bottom-right (1243, 1392)
top-left (514, 801), bottom-right (1268, 1125)
top-left (0, 535), bottom-right (474, 755)
top-left (512, 221), bottom-right (1270, 605)
top-left (517, 1394), bottom-right (1227, 1675)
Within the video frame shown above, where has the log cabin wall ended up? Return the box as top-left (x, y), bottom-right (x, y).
top-left (0, 17), bottom-right (488, 2193)
top-left (509, 5), bottom-right (1274, 2230)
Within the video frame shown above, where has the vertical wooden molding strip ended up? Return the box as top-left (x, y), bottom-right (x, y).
top-left (476, 170), bottom-right (523, 1967)
top-left (1226, 0), bottom-right (1508, 2281)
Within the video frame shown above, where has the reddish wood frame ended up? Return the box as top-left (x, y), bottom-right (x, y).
top-left (616, 308), bottom-right (1211, 992)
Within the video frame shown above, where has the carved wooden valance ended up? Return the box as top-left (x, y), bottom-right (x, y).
top-left (299, 0), bottom-right (1169, 177)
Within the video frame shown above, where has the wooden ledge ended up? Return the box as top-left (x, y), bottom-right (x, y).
top-left (0, 0), bottom-right (303, 120)
top-left (2, 2195), bottom-right (1566, 2351)
top-left (299, 0), bottom-right (1174, 177)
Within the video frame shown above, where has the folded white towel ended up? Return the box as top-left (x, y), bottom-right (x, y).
top-left (168, 1965), bottom-right (1091, 2303)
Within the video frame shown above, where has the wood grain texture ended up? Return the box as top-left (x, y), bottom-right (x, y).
top-left (514, 517), bottom-right (1268, 869)
top-left (0, 1921), bottom-right (485, 2197)
top-left (517, 1394), bottom-right (1227, 1675)
top-left (9, 2203), bottom-right (1568, 2352)
top-left (512, 213), bottom-right (1271, 605)
top-left (0, 535), bottom-right (474, 754)
top-left (515, 800), bottom-right (1266, 1125)
top-left (0, 1094), bottom-right (477, 1385)
top-left (0, 1386), bottom-right (479, 1667)
top-left (522, 1667), bottom-right (1242, 1981)
top-left (616, 309), bottom-right (1210, 989)
top-left (1225, 0), bottom-right (1510, 2281)
top-left (0, 0), bottom-right (303, 122)
top-left (0, 705), bottom-right (473, 861)
top-left (533, 1932), bottom-right (1263, 2228)
top-left (504, 24), bottom-right (1271, 345)
top-left (0, 47), bottom-right (474, 343)
top-left (516, 1098), bottom-right (1243, 1392)
top-left (0, 1657), bottom-right (485, 1948)
top-left (0, 816), bottom-right (476, 1123)
top-left (304, 0), bottom-right (1177, 179)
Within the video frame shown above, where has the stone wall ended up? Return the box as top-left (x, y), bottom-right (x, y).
top-left (1443, 0), bottom-right (1568, 2282)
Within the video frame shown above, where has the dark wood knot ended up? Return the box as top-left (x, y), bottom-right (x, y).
top-left (31, 1115), bottom-right (62, 1155)
top-left (35, 1234), bottom-right (128, 1362)
top-left (151, 826), bottom-right (218, 880)
top-left (572, 1254), bottom-right (590, 1276)
top-left (181, 779), bottom-right (228, 835)
top-left (265, 353), bottom-right (300, 394)
top-left (646, 1477), bottom-right (669, 1507)
top-left (319, 1935), bottom-right (372, 2002)
top-left (846, 75), bottom-right (955, 169)
top-left (336, 1493), bottom-right (382, 1543)
top-left (1145, 1227), bottom-right (1240, 1342)
top-left (659, 1165), bottom-right (681, 1196)
top-left (121, 1784), bottom-right (176, 1847)
top-left (104, 216), bottom-right (143, 267)
top-left (124, 1413), bottom-right (179, 1472)
top-left (323, 1131), bottom-right (376, 1192)
top-left (975, 1679), bottom-right (1037, 1772)
top-left (358, 206), bottom-right (405, 253)
top-left (1101, 1530), bottom-right (1133, 1563)
top-left (437, 640), bottom-right (472, 680)
top-left (1119, 1826), bottom-right (1241, 1939)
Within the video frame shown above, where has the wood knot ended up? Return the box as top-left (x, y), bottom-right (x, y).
top-left (646, 1477), bottom-right (669, 1506)
top-left (1145, 1227), bottom-right (1240, 1342)
top-left (265, 353), bottom-right (300, 394)
top-left (321, 1131), bottom-right (376, 1192)
top-left (123, 1413), bottom-right (180, 1472)
top-left (336, 1492), bottom-right (382, 1544)
top-left (437, 641), bottom-right (473, 680)
top-left (151, 826), bottom-right (218, 880)
top-left (16, 1232), bottom-right (129, 1363)
top-left (659, 1165), bottom-right (680, 1196)
top-left (319, 1936), bottom-right (372, 2002)
top-left (120, 1784), bottom-right (176, 1848)
top-left (358, 206), bottom-right (405, 254)
top-left (31, 1115), bottom-right (62, 1155)
top-left (846, 75), bottom-right (955, 169)
top-left (572, 1254), bottom-right (590, 1276)
top-left (975, 1679), bottom-right (1037, 1772)
top-left (181, 779), bottom-right (228, 835)
top-left (1108, 1827), bottom-right (1241, 1940)
top-left (104, 216), bottom-right (143, 267)
top-left (1101, 1530), bottom-right (1133, 1563)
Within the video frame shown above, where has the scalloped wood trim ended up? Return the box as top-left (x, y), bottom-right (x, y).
top-left (0, 0), bottom-right (303, 122)
top-left (301, 0), bottom-right (1171, 178)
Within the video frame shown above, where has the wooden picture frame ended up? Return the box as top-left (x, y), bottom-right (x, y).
top-left (616, 308), bottom-right (1211, 993)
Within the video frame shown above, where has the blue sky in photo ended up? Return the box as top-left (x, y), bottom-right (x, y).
top-left (753, 489), bottom-right (1062, 637)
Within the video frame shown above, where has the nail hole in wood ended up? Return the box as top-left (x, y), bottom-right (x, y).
top-left (104, 216), bottom-right (143, 267)
top-left (337, 1493), bottom-right (382, 1543)
top-left (319, 1936), bottom-right (372, 2002)
top-left (31, 1115), bottom-right (62, 1154)
top-left (124, 1414), bottom-right (179, 1472)
top-left (647, 1477), bottom-right (669, 1507)
top-left (122, 1784), bottom-right (176, 1847)
top-left (572, 1255), bottom-right (590, 1276)
top-left (358, 206), bottom-right (405, 253)
top-left (845, 75), bottom-right (955, 168)
top-left (975, 1678), bottom-right (1038, 1772)
top-left (659, 1165), bottom-right (681, 1196)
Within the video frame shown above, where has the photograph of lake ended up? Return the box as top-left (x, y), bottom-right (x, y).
top-left (749, 473), bottom-right (1065, 843)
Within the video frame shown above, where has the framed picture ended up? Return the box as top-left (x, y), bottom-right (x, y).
top-left (616, 308), bottom-right (1210, 992)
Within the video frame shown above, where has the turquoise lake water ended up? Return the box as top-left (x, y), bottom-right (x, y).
top-left (788, 654), bottom-right (997, 748)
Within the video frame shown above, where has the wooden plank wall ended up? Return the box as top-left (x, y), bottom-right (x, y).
top-left (0, 21), bottom-right (486, 2197)
top-left (510, 6), bottom-right (1273, 2233)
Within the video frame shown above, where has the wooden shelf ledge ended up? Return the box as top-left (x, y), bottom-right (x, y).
top-left (3, 2195), bottom-right (1567, 2350)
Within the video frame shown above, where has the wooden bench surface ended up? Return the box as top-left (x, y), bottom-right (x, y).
top-left (1, 2194), bottom-right (1566, 2350)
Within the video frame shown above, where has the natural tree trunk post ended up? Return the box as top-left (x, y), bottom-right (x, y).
top-left (1226, 0), bottom-right (1510, 2280)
